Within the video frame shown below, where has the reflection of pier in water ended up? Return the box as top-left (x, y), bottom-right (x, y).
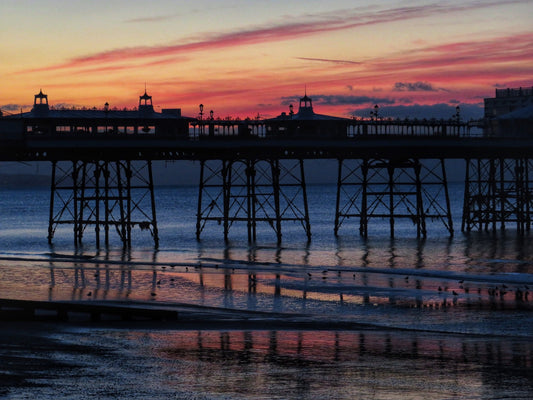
top-left (33, 240), bottom-right (533, 312)
top-left (155, 329), bottom-right (533, 370)
top-left (138, 329), bottom-right (533, 399)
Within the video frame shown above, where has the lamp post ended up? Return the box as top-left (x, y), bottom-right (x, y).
top-left (199, 104), bottom-right (204, 135)
top-left (104, 102), bottom-right (109, 133)
top-left (455, 105), bottom-right (461, 136)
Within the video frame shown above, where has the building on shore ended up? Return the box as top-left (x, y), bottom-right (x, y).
top-left (484, 86), bottom-right (533, 136)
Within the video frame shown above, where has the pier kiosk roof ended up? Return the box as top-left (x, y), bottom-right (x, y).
top-left (267, 93), bottom-right (349, 137)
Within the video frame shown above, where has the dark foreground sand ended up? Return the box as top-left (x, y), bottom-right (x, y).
top-left (0, 322), bottom-right (97, 396)
top-left (2, 302), bottom-right (533, 400)
top-left (0, 316), bottom-right (374, 398)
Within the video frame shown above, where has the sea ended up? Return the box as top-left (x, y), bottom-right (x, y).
top-left (0, 181), bottom-right (533, 399)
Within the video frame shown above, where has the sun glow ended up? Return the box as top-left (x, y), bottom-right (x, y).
top-left (1, 0), bottom-right (532, 120)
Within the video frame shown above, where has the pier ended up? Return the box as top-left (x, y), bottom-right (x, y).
top-left (1, 90), bottom-right (533, 247)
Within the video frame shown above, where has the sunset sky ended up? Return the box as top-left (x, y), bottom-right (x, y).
top-left (1, 0), bottom-right (532, 120)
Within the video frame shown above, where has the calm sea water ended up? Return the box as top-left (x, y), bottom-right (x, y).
top-left (1, 182), bottom-right (533, 399)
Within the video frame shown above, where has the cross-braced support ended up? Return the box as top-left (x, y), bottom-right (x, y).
top-left (48, 160), bottom-right (159, 248)
top-left (196, 158), bottom-right (311, 242)
top-left (334, 158), bottom-right (453, 237)
top-left (462, 158), bottom-right (533, 233)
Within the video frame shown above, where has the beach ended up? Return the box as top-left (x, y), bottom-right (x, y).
top-left (2, 315), bottom-right (533, 400)
top-left (0, 184), bottom-right (533, 398)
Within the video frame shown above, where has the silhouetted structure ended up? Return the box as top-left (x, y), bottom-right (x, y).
top-left (3, 90), bottom-right (194, 247)
top-left (484, 86), bottom-right (533, 136)
top-left (485, 86), bottom-right (533, 118)
top-left (266, 93), bottom-right (349, 137)
top-left (1, 89), bottom-right (533, 246)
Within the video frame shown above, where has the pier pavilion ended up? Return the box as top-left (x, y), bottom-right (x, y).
top-left (2, 90), bottom-right (194, 247)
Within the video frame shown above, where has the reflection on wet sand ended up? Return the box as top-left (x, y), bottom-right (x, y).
top-left (121, 329), bottom-right (533, 400)
top-left (2, 233), bottom-right (533, 398)
top-left (1, 235), bottom-right (532, 319)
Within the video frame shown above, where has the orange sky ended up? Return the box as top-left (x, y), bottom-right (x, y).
top-left (1, 0), bottom-right (532, 120)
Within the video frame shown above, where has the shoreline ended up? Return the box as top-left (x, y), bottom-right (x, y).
top-left (1, 297), bottom-right (532, 340)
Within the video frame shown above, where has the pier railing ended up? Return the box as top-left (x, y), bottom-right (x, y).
top-left (0, 113), bottom-right (484, 141)
top-left (189, 118), bottom-right (478, 139)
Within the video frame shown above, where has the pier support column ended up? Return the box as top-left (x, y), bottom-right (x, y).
top-left (462, 158), bottom-right (532, 233)
top-left (196, 158), bottom-right (311, 242)
top-left (47, 160), bottom-right (159, 248)
top-left (334, 158), bottom-right (453, 237)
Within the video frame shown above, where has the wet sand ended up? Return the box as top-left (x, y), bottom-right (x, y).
top-left (0, 322), bottom-right (98, 397)
top-left (2, 318), bottom-right (533, 400)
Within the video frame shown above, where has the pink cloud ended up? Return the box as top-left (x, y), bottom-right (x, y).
top-left (370, 33), bottom-right (533, 73)
top-left (296, 57), bottom-right (362, 65)
top-left (17, 0), bottom-right (527, 74)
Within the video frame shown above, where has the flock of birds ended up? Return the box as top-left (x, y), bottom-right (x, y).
top-left (118, 262), bottom-right (533, 311)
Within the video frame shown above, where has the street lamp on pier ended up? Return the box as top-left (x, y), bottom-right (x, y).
top-left (199, 103), bottom-right (204, 135)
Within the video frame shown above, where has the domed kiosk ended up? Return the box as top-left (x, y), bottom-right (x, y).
top-left (266, 92), bottom-right (349, 138)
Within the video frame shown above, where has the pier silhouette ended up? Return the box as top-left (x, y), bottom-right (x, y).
top-left (1, 89), bottom-right (533, 247)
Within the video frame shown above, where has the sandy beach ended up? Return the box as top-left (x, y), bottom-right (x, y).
top-left (2, 309), bottom-right (533, 400)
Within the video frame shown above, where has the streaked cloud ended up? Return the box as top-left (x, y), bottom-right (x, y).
top-left (393, 82), bottom-right (439, 92)
top-left (281, 94), bottom-right (394, 107)
top-left (19, 0), bottom-right (526, 74)
top-left (0, 104), bottom-right (28, 112)
top-left (352, 103), bottom-right (484, 120)
top-left (372, 33), bottom-right (533, 77)
top-left (296, 57), bottom-right (362, 65)
top-left (124, 14), bottom-right (180, 24)
top-left (316, 95), bottom-right (396, 106)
